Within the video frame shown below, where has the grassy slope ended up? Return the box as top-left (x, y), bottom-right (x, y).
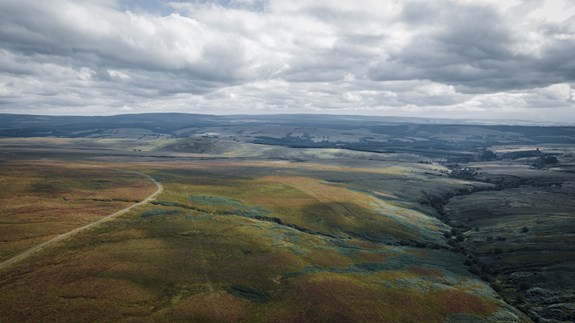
top-left (0, 161), bottom-right (157, 262)
top-left (0, 160), bottom-right (528, 322)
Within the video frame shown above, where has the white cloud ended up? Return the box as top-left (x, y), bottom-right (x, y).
top-left (538, 83), bottom-right (571, 100)
top-left (107, 69), bottom-right (131, 80)
top-left (0, 0), bottom-right (573, 121)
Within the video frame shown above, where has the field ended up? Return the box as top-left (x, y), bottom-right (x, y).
top-left (0, 155), bottom-right (527, 322)
top-left (0, 161), bottom-right (157, 262)
top-left (1, 115), bottom-right (574, 322)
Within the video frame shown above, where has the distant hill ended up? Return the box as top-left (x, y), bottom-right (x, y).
top-left (1, 114), bottom-right (574, 155)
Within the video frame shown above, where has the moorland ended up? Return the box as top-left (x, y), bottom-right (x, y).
top-left (0, 113), bottom-right (574, 322)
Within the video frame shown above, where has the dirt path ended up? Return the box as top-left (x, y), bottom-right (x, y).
top-left (0, 168), bottom-right (163, 271)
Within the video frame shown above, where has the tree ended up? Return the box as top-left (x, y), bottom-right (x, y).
top-left (542, 156), bottom-right (558, 164)
top-left (480, 149), bottom-right (497, 161)
top-left (533, 155), bottom-right (559, 168)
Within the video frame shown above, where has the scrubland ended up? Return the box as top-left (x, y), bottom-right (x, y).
top-left (0, 157), bottom-right (528, 322)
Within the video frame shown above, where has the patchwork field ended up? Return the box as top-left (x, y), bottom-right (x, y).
top-left (0, 157), bottom-right (528, 322)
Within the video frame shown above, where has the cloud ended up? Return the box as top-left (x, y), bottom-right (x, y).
top-left (0, 0), bottom-right (574, 121)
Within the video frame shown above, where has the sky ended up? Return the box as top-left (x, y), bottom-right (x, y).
top-left (0, 0), bottom-right (574, 121)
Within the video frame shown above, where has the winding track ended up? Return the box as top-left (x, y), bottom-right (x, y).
top-left (0, 168), bottom-right (163, 271)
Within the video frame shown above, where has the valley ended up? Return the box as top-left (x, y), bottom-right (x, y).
top-left (0, 114), bottom-right (574, 322)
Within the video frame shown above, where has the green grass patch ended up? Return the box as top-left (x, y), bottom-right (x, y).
top-left (141, 208), bottom-right (181, 218)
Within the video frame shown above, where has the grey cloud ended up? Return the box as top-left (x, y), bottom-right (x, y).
top-left (370, 0), bottom-right (575, 94)
top-left (373, 1), bottom-right (518, 88)
top-left (0, 0), bottom-right (573, 121)
top-left (0, 1), bottom-right (249, 84)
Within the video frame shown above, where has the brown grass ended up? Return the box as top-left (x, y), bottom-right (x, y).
top-left (0, 161), bottom-right (156, 262)
top-left (0, 159), bottom-right (522, 322)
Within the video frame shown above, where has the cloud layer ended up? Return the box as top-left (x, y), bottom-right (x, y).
top-left (0, 0), bottom-right (574, 121)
